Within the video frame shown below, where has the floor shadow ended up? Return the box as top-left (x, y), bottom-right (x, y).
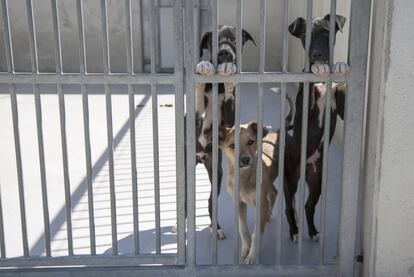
top-left (30, 93), bottom-right (151, 255)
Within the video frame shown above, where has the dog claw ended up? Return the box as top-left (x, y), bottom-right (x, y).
top-left (196, 61), bottom-right (215, 76)
top-left (217, 229), bottom-right (226, 240)
top-left (310, 233), bottom-right (319, 242)
top-left (171, 224), bottom-right (177, 234)
top-left (333, 62), bottom-right (350, 76)
top-left (217, 62), bottom-right (237, 76)
top-left (311, 63), bottom-right (331, 76)
top-left (209, 227), bottom-right (226, 240)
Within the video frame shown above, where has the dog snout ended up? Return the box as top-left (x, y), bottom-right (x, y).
top-left (310, 50), bottom-right (328, 63)
top-left (239, 156), bottom-right (251, 167)
top-left (218, 49), bottom-right (232, 63)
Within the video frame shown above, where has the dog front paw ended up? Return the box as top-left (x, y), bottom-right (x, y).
top-left (217, 229), bottom-right (225, 240)
top-left (333, 62), bottom-right (350, 76)
top-left (292, 233), bottom-right (299, 243)
top-left (171, 223), bottom-right (177, 233)
top-left (310, 233), bottom-right (319, 242)
top-left (311, 63), bottom-right (330, 76)
top-left (217, 62), bottom-right (237, 76)
top-left (244, 252), bottom-right (255, 264)
top-left (196, 61), bottom-right (215, 76)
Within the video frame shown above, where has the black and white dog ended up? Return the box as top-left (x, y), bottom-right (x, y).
top-left (283, 15), bottom-right (350, 242)
top-left (192, 25), bottom-right (256, 239)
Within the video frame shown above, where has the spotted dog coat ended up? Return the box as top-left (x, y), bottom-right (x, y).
top-left (283, 14), bottom-right (349, 242)
top-left (177, 25), bottom-right (256, 239)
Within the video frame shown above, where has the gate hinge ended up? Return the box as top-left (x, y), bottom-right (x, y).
top-left (355, 254), bottom-right (363, 263)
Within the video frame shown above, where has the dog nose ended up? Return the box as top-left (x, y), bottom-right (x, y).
top-left (311, 51), bottom-right (324, 61)
top-left (240, 156), bottom-right (250, 167)
top-left (218, 49), bottom-right (232, 62)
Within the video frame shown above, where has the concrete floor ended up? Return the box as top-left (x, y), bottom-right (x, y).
top-left (0, 83), bottom-right (343, 265)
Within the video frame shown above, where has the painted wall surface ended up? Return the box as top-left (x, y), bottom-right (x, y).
top-left (0, 0), bottom-right (349, 73)
top-left (364, 0), bottom-right (414, 276)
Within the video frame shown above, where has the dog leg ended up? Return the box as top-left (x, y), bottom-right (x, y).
top-left (195, 61), bottom-right (215, 120)
top-left (238, 202), bottom-right (251, 260)
top-left (244, 197), bottom-right (269, 264)
top-left (284, 172), bottom-right (299, 242)
top-left (305, 160), bottom-right (322, 242)
top-left (217, 63), bottom-right (236, 127)
top-left (204, 152), bottom-right (225, 240)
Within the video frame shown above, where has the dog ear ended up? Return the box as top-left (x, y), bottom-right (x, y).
top-left (247, 121), bottom-right (268, 138)
top-left (289, 17), bottom-right (306, 38)
top-left (199, 31), bottom-right (212, 57)
top-left (323, 14), bottom-right (346, 32)
top-left (218, 127), bottom-right (229, 143)
top-left (242, 29), bottom-right (257, 46)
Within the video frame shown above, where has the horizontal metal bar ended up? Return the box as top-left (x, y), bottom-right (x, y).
top-left (0, 73), bottom-right (179, 85)
top-left (0, 254), bottom-right (177, 268)
top-left (0, 72), bottom-right (346, 86)
top-left (0, 264), bottom-right (337, 276)
top-left (194, 73), bottom-right (345, 83)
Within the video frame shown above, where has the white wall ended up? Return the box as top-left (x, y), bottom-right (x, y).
top-left (364, 0), bottom-right (414, 276)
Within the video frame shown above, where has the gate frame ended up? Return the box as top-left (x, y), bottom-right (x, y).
top-left (0, 0), bottom-right (371, 275)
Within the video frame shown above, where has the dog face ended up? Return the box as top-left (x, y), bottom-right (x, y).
top-left (289, 14), bottom-right (346, 64)
top-left (219, 121), bottom-right (268, 169)
top-left (199, 25), bottom-right (257, 64)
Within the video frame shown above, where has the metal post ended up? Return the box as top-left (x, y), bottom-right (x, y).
top-left (338, 0), bottom-right (371, 274)
top-left (76, 0), bottom-right (96, 255)
top-left (26, 0), bottom-right (51, 257)
top-left (173, 0), bottom-right (186, 265)
top-left (211, 0), bottom-right (218, 265)
top-left (51, 0), bottom-right (74, 256)
top-left (276, 0), bottom-right (289, 265)
top-left (319, 0), bottom-right (336, 265)
top-left (124, 0), bottom-right (140, 256)
top-left (1, 0), bottom-right (29, 257)
top-left (233, 0), bottom-right (242, 264)
top-left (298, 0), bottom-right (313, 264)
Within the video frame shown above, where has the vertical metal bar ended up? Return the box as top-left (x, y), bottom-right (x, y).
top-left (149, 0), bottom-right (157, 74)
top-left (125, 0), bottom-right (139, 256)
top-left (211, 0), bottom-right (218, 265)
top-left (0, 184), bottom-right (6, 258)
top-left (1, 0), bottom-right (14, 72)
top-left (151, 84), bottom-right (161, 254)
top-left (76, 0), bottom-right (96, 254)
top-left (100, 0), bottom-right (118, 255)
top-left (1, 0), bottom-right (29, 257)
top-left (298, 0), bottom-right (313, 264)
top-left (26, 0), bottom-right (52, 257)
top-left (339, 0), bottom-right (371, 274)
top-left (173, 0), bottom-right (185, 265)
top-left (259, 0), bottom-right (266, 73)
top-left (319, 0), bottom-right (336, 265)
top-left (233, 0), bottom-right (242, 265)
top-left (184, 0), bottom-right (196, 268)
top-left (51, 0), bottom-right (74, 256)
top-left (253, 0), bottom-right (266, 265)
top-left (149, 0), bottom-right (161, 254)
top-left (254, 83), bottom-right (264, 265)
top-left (276, 0), bottom-right (289, 265)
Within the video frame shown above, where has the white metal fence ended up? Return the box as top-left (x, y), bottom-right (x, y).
top-left (0, 0), bottom-right (369, 276)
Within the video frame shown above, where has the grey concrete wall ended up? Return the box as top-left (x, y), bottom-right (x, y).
top-left (364, 0), bottom-right (414, 276)
top-left (0, 0), bottom-right (349, 74)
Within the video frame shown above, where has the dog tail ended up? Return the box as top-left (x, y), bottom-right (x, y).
top-left (270, 87), bottom-right (294, 128)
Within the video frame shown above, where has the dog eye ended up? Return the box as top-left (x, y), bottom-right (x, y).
top-left (230, 37), bottom-right (236, 42)
top-left (229, 143), bottom-right (235, 149)
top-left (247, 140), bottom-right (254, 145)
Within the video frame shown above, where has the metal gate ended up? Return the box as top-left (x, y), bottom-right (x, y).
top-left (0, 0), bottom-right (370, 276)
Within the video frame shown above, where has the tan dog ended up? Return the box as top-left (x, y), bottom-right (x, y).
top-left (219, 122), bottom-right (281, 264)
